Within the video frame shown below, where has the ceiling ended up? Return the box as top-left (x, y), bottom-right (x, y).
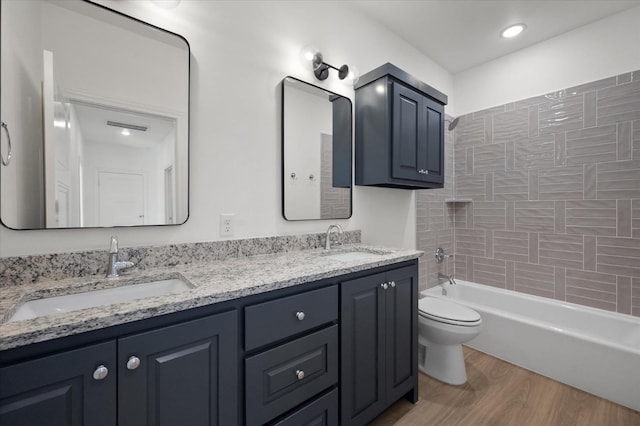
top-left (73, 102), bottom-right (175, 149)
top-left (349, 1), bottom-right (640, 74)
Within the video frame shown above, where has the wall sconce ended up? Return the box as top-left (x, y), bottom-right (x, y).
top-left (300, 45), bottom-right (359, 85)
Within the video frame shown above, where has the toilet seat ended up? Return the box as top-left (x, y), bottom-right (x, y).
top-left (418, 297), bottom-right (481, 327)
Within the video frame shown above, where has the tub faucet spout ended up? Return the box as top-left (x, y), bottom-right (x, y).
top-left (438, 273), bottom-right (457, 286)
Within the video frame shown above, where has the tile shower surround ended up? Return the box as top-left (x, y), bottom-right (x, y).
top-left (418, 70), bottom-right (640, 317)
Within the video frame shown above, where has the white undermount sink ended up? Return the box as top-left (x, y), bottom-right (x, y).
top-left (322, 249), bottom-right (390, 262)
top-left (9, 278), bottom-right (191, 322)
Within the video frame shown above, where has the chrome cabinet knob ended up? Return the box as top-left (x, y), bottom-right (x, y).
top-left (296, 370), bottom-right (305, 380)
top-left (381, 283), bottom-right (388, 290)
top-left (296, 311), bottom-right (305, 321)
top-left (93, 365), bottom-right (109, 381)
top-left (390, 281), bottom-right (396, 288)
top-left (126, 356), bottom-right (141, 370)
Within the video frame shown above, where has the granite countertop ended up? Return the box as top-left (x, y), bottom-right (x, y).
top-left (0, 244), bottom-right (422, 352)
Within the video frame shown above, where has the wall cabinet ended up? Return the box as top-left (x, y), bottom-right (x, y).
top-left (0, 311), bottom-right (238, 426)
top-left (340, 265), bottom-right (418, 426)
top-left (355, 63), bottom-right (447, 189)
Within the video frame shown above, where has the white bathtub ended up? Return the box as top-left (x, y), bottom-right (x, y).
top-left (423, 280), bottom-right (640, 411)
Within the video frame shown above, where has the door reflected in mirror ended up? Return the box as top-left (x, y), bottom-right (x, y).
top-left (0, 0), bottom-right (189, 229)
top-left (282, 77), bottom-right (352, 221)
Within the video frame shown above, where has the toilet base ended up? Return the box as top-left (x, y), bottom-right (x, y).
top-left (418, 343), bottom-right (467, 385)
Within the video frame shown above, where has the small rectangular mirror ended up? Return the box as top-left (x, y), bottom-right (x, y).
top-left (282, 77), bottom-right (352, 221)
top-left (0, 0), bottom-right (189, 229)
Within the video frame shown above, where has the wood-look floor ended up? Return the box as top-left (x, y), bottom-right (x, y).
top-left (371, 347), bottom-right (640, 426)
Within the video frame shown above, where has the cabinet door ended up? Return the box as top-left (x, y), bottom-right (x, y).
top-left (391, 83), bottom-right (424, 181)
top-left (385, 266), bottom-right (418, 404)
top-left (340, 272), bottom-right (386, 426)
top-left (419, 97), bottom-right (444, 185)
top-left (0, 341), bottom-right (116, 426)
top-left (118, 310), bottom-right (238, 426)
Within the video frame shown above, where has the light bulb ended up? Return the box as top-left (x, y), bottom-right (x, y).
top-left (344, 65), bottom-right (359, 86)
top-left (299, 45), bottom-right (323, 71)
top-left (501, 24), bottom-right (526, 38)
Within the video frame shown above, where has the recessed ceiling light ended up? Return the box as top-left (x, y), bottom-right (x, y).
top-left (501, 24), bottom-right (526, 39)
top-left (121, 129), bottom-right (130, 136)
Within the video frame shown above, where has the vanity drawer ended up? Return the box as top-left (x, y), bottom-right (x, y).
top-left (245, 285), bottom-right (338, 351)
top-left (245, 325), bottom-right (338, 426)
top-left (272, 388), bottom-right (338, 426)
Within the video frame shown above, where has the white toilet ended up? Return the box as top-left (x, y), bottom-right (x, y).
top-left (418, 296), bottom-right (482, 385)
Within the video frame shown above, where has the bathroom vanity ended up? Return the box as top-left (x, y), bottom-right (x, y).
top-left (0, 245), bottom-right (420, 426)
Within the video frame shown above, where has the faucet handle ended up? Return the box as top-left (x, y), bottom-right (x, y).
top-left (435, 247), bottom-right (452, 264)
top-left (109, 236), bottom-right (118, 254)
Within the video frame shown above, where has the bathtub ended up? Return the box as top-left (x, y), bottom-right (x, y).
top-left (423, 280), bottom-right (640, 411)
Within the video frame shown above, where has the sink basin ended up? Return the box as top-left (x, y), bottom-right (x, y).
top-left (9, 278), bottom-right (191, 322)
top-left (323, 249), bottom-right (390, 262)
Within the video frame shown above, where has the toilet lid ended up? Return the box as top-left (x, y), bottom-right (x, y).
top-left (418, 297), bottom-right (481, 325)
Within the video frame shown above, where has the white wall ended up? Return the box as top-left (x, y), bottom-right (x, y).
top-left (42, 1), bottom-right (188, 118)
top-left (454, 5), bottom-right (640, 116)
top-left (0, 0), bottom-right (453, 256)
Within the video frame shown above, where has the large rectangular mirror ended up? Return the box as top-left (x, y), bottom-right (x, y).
top-left (282, 77), bottom-right (352, 220)
top-left (0, 0), bottom-right (189, 229)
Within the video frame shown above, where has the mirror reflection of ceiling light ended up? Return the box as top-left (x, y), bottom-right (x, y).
top-left (121, 129), bottom-right (130, 136)
top-left (501, 24), bottom-right (526, 38)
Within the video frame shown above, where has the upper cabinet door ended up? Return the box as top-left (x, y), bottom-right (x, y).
top-left (420, 96), bottom-right (445, 184)
top-left (391, 83), bottom-right (423, 181)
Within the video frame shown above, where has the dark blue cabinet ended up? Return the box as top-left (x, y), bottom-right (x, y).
top-left (118, 311), bottom-right (238, 426)
top-left (0, 311), bottom-right (237, 426)
top-left (0, 261), bottom-right (418, 426)
top-left (355, 63), bottom-right (447, 189)
top-left (340, 265), bottom-right (418, 426)
top-left (0, 341), bottom-right (116, 426)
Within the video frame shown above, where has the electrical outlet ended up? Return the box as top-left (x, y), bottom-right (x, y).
top-left (220, 213), bottom-right (234, 237)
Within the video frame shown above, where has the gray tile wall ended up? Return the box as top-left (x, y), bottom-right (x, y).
top-left (416, 116), bottom-right (455, 291)
top-left (447, 70), bottom-right (640, 317)
top-left (320, 137), bottom-right (350, 219)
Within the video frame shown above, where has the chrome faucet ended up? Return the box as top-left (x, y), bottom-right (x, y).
top-left (435, 247), bottom-right (453, 264)
top-left (325, 224), bottom-right (344, 250)
top-left (438, 273), bottom-right (457, 286)
top-left (106, 236), bottom-right (135, 278)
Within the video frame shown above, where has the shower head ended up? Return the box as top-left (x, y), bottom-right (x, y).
top-left (445, 117), bottom-right (460, 131)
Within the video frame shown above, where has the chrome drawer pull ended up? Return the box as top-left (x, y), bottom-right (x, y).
top-left (296, 369), bottom-right (305, 380)
top-left (381, 282), bottom-right (388, 290)
top-left (390, 281), bottom-right (396, 288)
top-left (93, 365), bottom-right (108, 381)
top-left (296, 311), bottom-right (305, 321)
